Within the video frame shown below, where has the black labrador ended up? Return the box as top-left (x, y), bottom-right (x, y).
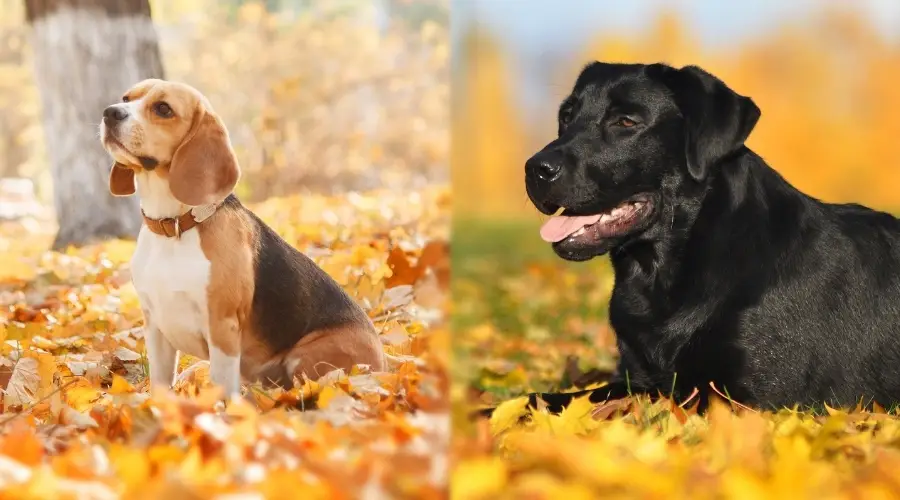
top-left (501, 62), bottom-right (900, 415)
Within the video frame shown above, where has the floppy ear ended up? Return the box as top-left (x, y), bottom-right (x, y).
top-left (657, 64), bottom-right (760, 181)
top-left (109, 163), bottom-right (136, 196)
top-left (168, 111), bottom-right (239, 206)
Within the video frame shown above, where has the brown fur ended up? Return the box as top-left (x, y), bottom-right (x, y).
top-left (108, 80), bottom-right (207, 165)
top-left (169, 111), bottom-right (240, 206)
top-left (109, 163), bottom-right (136, 196)
top-left (197, 205), bottom-right (256, 359)
top-left (197, 199), bottom-right (386, 383)
top-left (283, 325), bottom-right (387, 380)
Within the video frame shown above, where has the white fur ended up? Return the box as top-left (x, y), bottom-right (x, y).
top-left (130, 172), bottom-right (240, 398)
top-left (209, 345), bottom-right (241, 398)
top-left (112, 98), bottom-right (150, 148)
top-left (143, 312), bottom-right (177, 389)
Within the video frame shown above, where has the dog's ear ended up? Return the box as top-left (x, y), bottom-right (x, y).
top-left (169, 110), bottom-right (239, 206)
top-left (109, 163), bottom-right (136, 196)
top-left (655, 64), bottom-right (760, 181)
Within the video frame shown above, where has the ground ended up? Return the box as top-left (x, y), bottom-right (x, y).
top-left (7, 194), bottom-right (900, 499)
top-left (0, 186), bottom-right (450, 499)
top-left (451, 217), bottom-right (900, 500)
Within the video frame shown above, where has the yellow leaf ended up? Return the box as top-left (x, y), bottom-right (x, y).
top-left (98, 239), bottom-right (137, 265)
top-left (558, 394), bottom-right (592, 416)
top-left (109, 445), bottom-right (151, 491)
top-left (450, 457), bottom-right (507, 500)
top-left (578, 381), bottom-right (609, 391)
top-left (108, 374), bottom-right (135, 395)
top-left (148, 444), bottom-right (185, 466)
top-left (64, 383), bottom-right (102, 413)
top-left (529, 395), bottom-right (600, 437)
top-left (824, 403), bottom-right (843, 417)
top-left (297, 378), bottom-right (321, 399)
top-left (489, 396), bottom-right (529, 436)
top-left (317, 385), bottom-right (339, 409)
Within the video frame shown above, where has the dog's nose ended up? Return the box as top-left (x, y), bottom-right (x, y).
top-left (103, 105), bottom-right (128, 124)
top-left (526, 156), bottom-right (563, 182)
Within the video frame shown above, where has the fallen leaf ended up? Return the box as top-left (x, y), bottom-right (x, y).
top-left (489, 397), bottom-right (529, 436)
top-left (3, 357), bottom-right (40, 408)
top-left (113, 346), bottom-right (141, 362)
top-left (107, 374), bottom-right (135, 395)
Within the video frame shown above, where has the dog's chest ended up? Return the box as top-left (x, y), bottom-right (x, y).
top-left (131, 228), bottom-right (211, 358)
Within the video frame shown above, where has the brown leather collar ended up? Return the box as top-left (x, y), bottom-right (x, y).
top-left (142, 210), bottom-right (201, 238)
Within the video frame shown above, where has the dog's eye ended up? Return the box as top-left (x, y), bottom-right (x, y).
top-left (613, 117), bottom-right (638, 128)
top-left (559, 110), bottom-right (573, 126)
top-left (153, 102), bottom-right (174, 118)
top-left (122, 95), bottom-right (130, 102)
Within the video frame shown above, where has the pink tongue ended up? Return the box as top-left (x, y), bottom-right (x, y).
top-left (539, 214), bottom-right (602, 243)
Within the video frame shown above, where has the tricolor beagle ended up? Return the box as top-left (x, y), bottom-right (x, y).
top-left (99, 79), bottom-right (386, 398)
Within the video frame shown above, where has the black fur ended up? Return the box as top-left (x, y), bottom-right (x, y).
top-left (138, 156), bottom-right (159, 170)
top-left (512, 62), bottom-right (900, 414)
top-left (221, 195), bottom-right (370, 355)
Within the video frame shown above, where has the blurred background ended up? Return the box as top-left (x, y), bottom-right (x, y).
top-left (451, 0), bottom-right (900, 406)
top-left (0, 0), bottom-right (448, 249)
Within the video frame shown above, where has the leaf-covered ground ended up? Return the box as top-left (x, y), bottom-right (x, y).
top-left (0, 186), bottom-right (450, 499)
top-left (452, 218), bottom-right (900, 500)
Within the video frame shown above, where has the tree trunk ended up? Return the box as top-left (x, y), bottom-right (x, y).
top-left (24, 0), bottom-right (165, 250)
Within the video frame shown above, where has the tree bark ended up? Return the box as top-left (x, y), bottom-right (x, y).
top-left (24, 0), bottom-right (165, 250)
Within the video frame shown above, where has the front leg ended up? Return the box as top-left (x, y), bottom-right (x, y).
top-left (144, 312), bottom-right (178, 391)
top-left (207, 316), bottom-right (242, 400)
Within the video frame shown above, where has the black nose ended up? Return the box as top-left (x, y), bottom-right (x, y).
top-left (103, 105), bottom-right (127, 123)
top-left (527, 155), bottom-right (562, 182)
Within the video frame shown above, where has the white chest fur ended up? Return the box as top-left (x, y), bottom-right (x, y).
top-left (131, 228), bottom-right (212, 359)
top-left (131, 171), bottom-right (212, 360)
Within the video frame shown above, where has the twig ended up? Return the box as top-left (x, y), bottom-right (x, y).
top-left (678, 387), bottom-right (699, 408)
top-left (0, 379), bottom-right (78, 427)
top-left (708, 381), bottom-right (757, 413)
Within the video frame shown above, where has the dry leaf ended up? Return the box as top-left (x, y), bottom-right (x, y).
top-left (3, 357), bottom-right (40, 408)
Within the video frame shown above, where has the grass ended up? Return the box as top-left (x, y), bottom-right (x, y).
top-left (451, 215), bottom-right (900, 499)
top-left (452, 216), bottom-right (617, 399)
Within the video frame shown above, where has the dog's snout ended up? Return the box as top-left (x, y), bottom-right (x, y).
top-left (103, 105), bottom-right (128, 124)
top-left (526, 154), bottom-right (563, 182)
top-left (536, 160), bottom-right (561, 181)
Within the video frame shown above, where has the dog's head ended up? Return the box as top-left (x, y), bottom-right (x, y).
top-left (525, 62), bottom-right (760, 261)
top-left (100, 79), bottom-right (239, 206)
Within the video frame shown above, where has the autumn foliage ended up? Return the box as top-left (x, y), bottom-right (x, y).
top-left (0, 187), bottom-right (450, 497)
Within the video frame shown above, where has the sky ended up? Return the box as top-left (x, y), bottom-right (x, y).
top-left (453, 0), bottom-right (900, 52)
top-left (451, 0), bottom-right (900, 122)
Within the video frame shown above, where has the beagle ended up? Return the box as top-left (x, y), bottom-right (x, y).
top-left (99, 79), bottom-right (386, 399)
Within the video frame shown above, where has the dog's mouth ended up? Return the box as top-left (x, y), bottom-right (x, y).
top-left (102, 131), bottom-right (158, 170)
top-left (539, 194), bottom-right (656, 259)
top-left (102, 131), bottom-right (136, 162)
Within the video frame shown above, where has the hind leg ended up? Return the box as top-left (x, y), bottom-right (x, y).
top-left (283, 325), bottom-right (386, 381)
